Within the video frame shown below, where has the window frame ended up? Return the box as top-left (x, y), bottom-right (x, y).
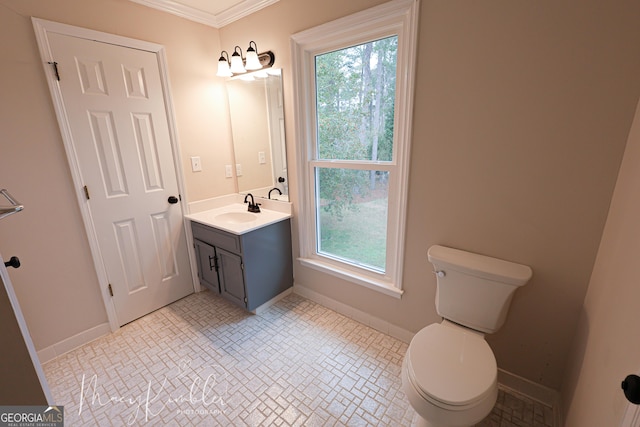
top-left (291, 0), bottom-right (419, 298)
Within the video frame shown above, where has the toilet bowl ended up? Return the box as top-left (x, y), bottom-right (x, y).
top-left (401, 245), bottom-right (532, 427)
top-left (401, 321), bottom-right (498, 427)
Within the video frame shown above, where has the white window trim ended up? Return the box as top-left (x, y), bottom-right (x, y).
top-left (291, 0), bottom-right (419, 298)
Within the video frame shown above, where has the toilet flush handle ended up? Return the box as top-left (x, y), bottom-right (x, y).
top-left (433, 270), bottom-right (445, 278)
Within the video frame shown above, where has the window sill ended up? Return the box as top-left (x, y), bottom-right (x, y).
top-left (298, 257), bottom-right (404, 299)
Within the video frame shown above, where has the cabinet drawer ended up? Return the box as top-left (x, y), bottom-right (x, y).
top-left (191, 221), bottom-right (241, 253)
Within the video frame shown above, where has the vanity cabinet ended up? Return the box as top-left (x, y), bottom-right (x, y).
top-left (191, 219), bottom-right (293, 311)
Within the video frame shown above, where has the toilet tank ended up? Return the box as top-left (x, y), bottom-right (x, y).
top-left (427, 245), bottom-right (532, 334)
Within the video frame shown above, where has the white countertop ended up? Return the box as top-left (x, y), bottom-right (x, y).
top-left (185, 203), bottom-right (291, 235)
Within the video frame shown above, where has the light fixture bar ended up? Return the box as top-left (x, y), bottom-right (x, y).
top-left (257, 51), bottom-right (275, 69)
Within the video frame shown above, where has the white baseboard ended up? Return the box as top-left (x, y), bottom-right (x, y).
top-left (293, 284), bottom-right (414, 343)
top-left (497, 368), bottom-right (561, 409)
top-left (252, 287), bottom-right (293, 315)
top-left (37, 322), bottom-right (111, 364)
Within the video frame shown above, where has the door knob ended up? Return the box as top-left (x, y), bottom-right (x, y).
top-left (622, 374), bottom-right (640, 404)
top-left (4, 256), bottom-right (20, 269)
top-left (168, 196), bottom-right (179, 204)
top-left (278, 177), bottom-right (285, 183)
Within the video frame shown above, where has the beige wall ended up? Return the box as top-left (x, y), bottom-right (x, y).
top-left (221, 0), bottom-right (640, 390)
top-left (561, 96), bottom-right (640, 425)
top-left (0, 0), bottom-right (232, 349)
top-left (3, 0), bottom-right (640, 399)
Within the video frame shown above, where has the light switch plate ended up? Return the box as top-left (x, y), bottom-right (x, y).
top-left (258, 151), bottom-right (266, 164)
top-left (191, 156), bottom-right (202, 172)
top-left (236, 163), bottom-right (243, 177)
top-left (225, 165), bottom-right (233, 178)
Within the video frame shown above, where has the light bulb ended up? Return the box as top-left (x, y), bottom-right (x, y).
top-left (230, 47), bottom-right (246, 74)
top-left (245, 41), bottom-right (262, 71)
top-left (216, 51), bottom-right (232, 77)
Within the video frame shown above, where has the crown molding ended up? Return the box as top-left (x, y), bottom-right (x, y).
top-left (129, 0), bottom-right (279, 28)
top-left (216, 0), bottom-right (279, 27)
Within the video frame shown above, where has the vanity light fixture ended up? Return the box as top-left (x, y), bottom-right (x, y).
top-left (216, 41), bottom-right (275, 78)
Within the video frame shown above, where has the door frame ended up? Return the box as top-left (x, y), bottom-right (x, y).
top-left (32, 18), bottom-right (196, 331)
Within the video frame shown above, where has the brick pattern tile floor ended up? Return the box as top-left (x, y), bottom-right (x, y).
top-left (43, 291), bottom-right (556, 426)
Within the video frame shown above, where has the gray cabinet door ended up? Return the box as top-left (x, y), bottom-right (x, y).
top-left (194, 239), bottom-right (219, 292)
top-left (190, 219), bottom-right (292, 312)
top-left (217, 247), bottom-right (246, 308)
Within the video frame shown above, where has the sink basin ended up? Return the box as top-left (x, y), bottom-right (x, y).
top-left (214, 212), bottom-right (257, 224)
top-left (185, 201), bottom-right (291, 235)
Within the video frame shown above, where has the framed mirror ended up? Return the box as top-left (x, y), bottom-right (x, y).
top-left (226, 69), bottom-right (288, 201)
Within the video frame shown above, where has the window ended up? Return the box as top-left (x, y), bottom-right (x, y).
top-left (291, 0), bottom-right (418, 297)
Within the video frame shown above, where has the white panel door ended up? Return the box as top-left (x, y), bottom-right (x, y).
top-left (47, 32), bottom-right (193, 326)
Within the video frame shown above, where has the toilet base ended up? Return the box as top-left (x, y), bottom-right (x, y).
top-left (410, 410), bottom-right (466, 427)
top-left (410, 411), bottom-right (438, 427)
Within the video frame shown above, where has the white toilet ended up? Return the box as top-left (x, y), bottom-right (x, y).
top-left (402, 245), bottom-right (532, 427)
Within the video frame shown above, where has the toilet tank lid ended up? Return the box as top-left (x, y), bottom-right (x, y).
top-left (427, 245), bottom-right (532, 286)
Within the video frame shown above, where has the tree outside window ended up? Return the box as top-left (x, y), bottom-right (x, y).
top-left (315, 37), bottom-right (397, 272)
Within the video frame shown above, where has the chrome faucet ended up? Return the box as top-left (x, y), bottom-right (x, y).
top-left (244, 193), bottom-right (261, 213)
top-left (268, 188), bottom-right (282, 199)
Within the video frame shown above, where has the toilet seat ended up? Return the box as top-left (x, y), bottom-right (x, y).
top-left (406, 322), bottom-right (497, 408)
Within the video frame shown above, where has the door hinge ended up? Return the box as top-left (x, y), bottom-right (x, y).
top-left (83, 185), bottom-right (90, 200)
top-left (47, 61), bottom-right (60, 81)
top-left (108, 283), bottom-right (114, 297)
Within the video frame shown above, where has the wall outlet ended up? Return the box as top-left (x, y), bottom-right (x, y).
top-left (225, 164), bottom-right (233, 178)
top-left (236, 163), bottom-right (243, 177)
top-left (190, 156), bottom-right (202, 172)
top-left (258, 151), bottom-right (266, 164)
